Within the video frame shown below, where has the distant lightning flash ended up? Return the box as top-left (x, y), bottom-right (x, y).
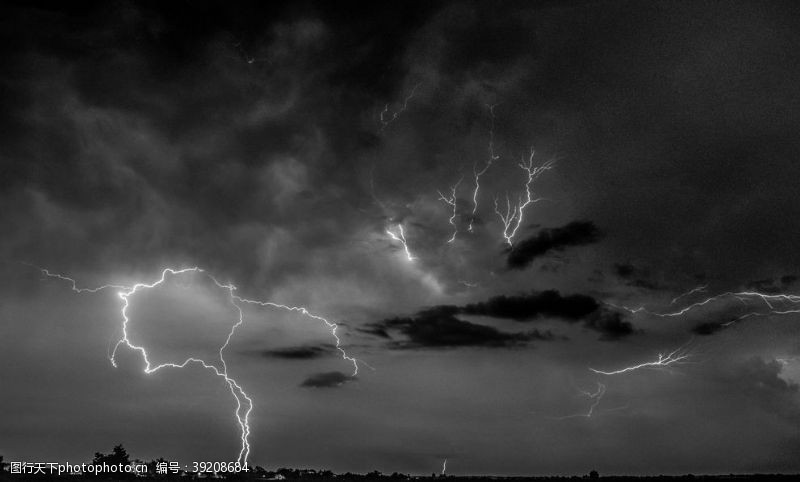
top-left (468, 104), bottom-right (500, 233)
top-left (670, 284), bottom-right (708, 305)
top-left (437, 177), bottom-right (462, 243)
top-left (550, 382), bottom-right (606, 420)
top-left (580, 383), bottom-right (606, 417)
top-left (34, 267), bottom-right (129, 293)
top-left (35, 266), bottom-right (359, 467)
top-left (589, 342), bottom-right (693, 376)
top-left (612, 290), bottom-right (800, 328)
top-left (494, 150), bottom-right (555, 246)
top-left (386, 224), bottom-right (416, 261)
top-left (379, 82), bottom-right (422, 132)
top-left (441, 458), bottom-right (447, 475)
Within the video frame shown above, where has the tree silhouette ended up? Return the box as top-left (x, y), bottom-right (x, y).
top-left (91, 444), bottom-right (135, 478)
top-left (93, 444), bottom-right (131, 466)
top-left (588, 469), bottom-right (599, 479)
top-left (0, 455), bottom-right (7, 472)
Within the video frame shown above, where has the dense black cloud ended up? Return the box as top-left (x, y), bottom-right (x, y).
top-left (260, 344), bottom-right (335, 359)
top-left (368, 290), bottom-right (634, 345)
top-left (462, 290), bottom-right (598, 321)
top-left (613, 262), bottom-right (662, 290)
top-left (614, 263), bottom-right (636, 278)
top-left (507, 221), bottom-right (601, 269)
top-left (461, 290), bottom-right (633, 339)
top-left (299, 371), bottom-right (355, 388)
top-left (583, 308), bottom-right (635, 340)
top-left (366, 306), bottom-right (549, 349)
top-left (692, 321), bottom-right (726, 336)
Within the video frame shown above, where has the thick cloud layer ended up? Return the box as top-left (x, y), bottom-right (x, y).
top-left (507, 221), bottom-right (601, 269)
top-left (300, 371), bottom-right (356, 388)
top-left (367, 290), bottom-right (633, 344)
top-left (364, 306), bottom-right (552, 349)
top-left (462, 290), bottom-right (599, 321)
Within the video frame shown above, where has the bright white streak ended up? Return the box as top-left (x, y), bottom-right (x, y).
top-left (589, 342), bottom-right (692, 376)
top-left (437, 177), bottom-right (463, 243)
top-left (611, 290), bottom-right (800, 328)
top-left (36, 266), bottom-right (359, 467)
top-left (494, 150), bottom-right (554, 246)
top-left (549, 382), bottom-right (606, 420)
top-left (670, 285), bottom-right (708, 305)
top-left (380, 82), bottom-right (422, 132)
top-left (468, 104), bottom-right (500, 233)
top-left (386, 224), bottom-right (416, 261)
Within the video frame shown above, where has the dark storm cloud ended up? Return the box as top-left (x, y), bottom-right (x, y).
top-left (259, 344), bottom-right (335, 359)
top-left (365, 306), bottom-right (550, 349)
top-left (367, 290), bottom-right (634, 344)
top-left (583, 308), bottom-right (635, 340)
top-left (612, 262), bottom-right (662, 290)
top-left (692, 321), bottom-right (727, 336)
top-left (0, 0), bottom-right (447, 290)
top-left (299, 371), bottom-right (356, 388)
top-left (506, 221), bottom-right (601, 270)
top-left (462, 290), bottom-right (634, 339)
top-left (462, 290), bottom-right (598, 321)
top-left (614, 263), bottom-right (636, 279)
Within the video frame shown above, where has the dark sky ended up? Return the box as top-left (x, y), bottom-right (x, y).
top-left (2, 0), bottom-right (800, 476)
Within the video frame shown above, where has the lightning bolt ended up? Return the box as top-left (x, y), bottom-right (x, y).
top-left (34, 265), bottom-right (359, 467)
top-left (494, 150), bottom-right (554, 246)
top-left (670, 284), bottom-right (708, 305)
top-left (386, 224), bottom-right (416, 261)
top-left (437, 177), bottom-right (463, 243)
top-left (441, 458), bottom-right (447, 475)
top-left (549, 382), bottom-right (607, 420)
top-left (34, 267), bottom-right (129, 293)
top-left (589, 342), bottom-right (693, 376)
top-left (468, 104), bottom-right (500, 233)
top-left (611, 290), bottom-right (800, 328)
top-left (379, 82), bottom-right (422, 132)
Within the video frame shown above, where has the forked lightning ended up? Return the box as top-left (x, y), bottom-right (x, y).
top-left (494, 150), bottom-right (554, 246)
top-left (34, 265), bottom-right (359, 467)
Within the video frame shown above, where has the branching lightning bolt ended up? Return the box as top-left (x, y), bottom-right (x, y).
top-left (468, 104), bottom-right (500, 233)
top-left (670, 284), bottom-right (708, 305)
top-left (549, 382), bottom-right (606, 420)
top-left (611, 290), bottom-right (800, 328)
top-left (494, 150), bottom-right (555, 246)
top-left (589, 342), bottom-right (693, 376)
top-left (437, 177), bottom-right (462, 243)
top-left (386, 224), bottom-right (416, 261)
top-left (34, 267), bottom-right (129, 293)
top-left (34, 265), bottom-right (359, 467)
top-left (379, 82), bottom-right (422, 132)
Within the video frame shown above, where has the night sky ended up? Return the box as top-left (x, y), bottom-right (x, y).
top-left (2, 0), bottom-right (800, 476)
